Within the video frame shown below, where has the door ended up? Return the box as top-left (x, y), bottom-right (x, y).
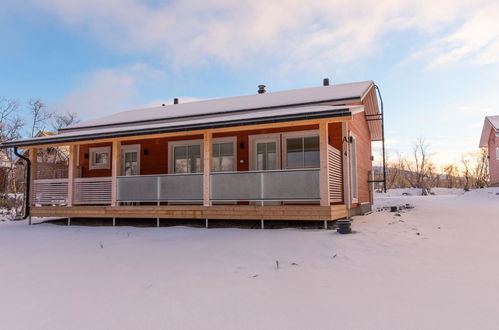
top-left (249, 134), bottom-right (280, 171)
top-left (121, 144), bottom-right (140, 176)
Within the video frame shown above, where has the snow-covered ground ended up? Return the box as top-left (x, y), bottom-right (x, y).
top-left (1, 188), bottom-right (499, 330)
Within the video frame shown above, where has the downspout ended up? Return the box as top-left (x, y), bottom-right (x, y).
top-left (13, 147), bottom-right (31, 221)
top-left (374, 84), bottom-right (386, 193)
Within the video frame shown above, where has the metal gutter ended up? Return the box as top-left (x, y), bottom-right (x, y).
top-left (1, 109), bottom-right (351, 148)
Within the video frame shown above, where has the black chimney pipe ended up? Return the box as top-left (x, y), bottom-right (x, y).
top-left (173, 98), bottom-right (179, 104)
top-left (13, 147), bottom-right (31, 221)
top-left (323, 78), bottom-right (330, 86)
top-left (258, 85), bottom-right (266, 94)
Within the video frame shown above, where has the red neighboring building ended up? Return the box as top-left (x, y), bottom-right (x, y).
top-left (480, 116), bottom-right (499, 186)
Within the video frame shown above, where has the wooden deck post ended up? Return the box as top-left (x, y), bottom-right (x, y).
top-left (111, 140), bottom-right (121, 207)
top-left (67, 144), bottom-right (78, 206)
top-left (29, 147), bottom-right (38, 207)
top-left (203, 132), bottom-right (212, 206)
top-left (319, 121), bottom-right (330, 206)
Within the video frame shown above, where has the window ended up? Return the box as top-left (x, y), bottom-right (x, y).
top-left (496, 147), bottom-right (499, 161)
top-left (212, 140), bottom-right (235, 172)
top-left (350, 135), bottom-right (358, 201)
top-left (89, 147), bottom-right (110, 170)
top-left (285, 136), bottom-right (320, 169)
top-left (173, 144), bottom-right (201, 173)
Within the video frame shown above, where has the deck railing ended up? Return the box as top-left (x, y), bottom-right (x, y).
top-left (33, 178), bottom-right (69, 206)
top-left (117, 173), bottom-right (203, 203)
top-left (33, 165), bottom-right (341, 206)
top-left (211, 168), bottom-right (320, 201)
top-left (73, 177), bottom-right (112, 205)
top-left (115, 169), bottom-right (320, 203)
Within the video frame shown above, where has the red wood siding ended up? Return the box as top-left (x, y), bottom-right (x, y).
top-left (79, 142), bottom-right (112, 178)
top-left (348, 112), bottom-right (373, 206)
top-left (488, 128), bottom-right (499, 186)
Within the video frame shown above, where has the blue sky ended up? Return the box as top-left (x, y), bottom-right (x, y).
top-left (2, 0), bottom-right (499, 167)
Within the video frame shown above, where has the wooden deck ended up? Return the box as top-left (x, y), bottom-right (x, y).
top-left (30, 205), bottom-right (348, 221)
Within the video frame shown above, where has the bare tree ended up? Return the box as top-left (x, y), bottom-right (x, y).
top-left (51, 112), bottom-right (80, 131)
top-left (27, 99), bottom-right (53, 137)
top-left (404, 137), bottom-right (432, 193)
top-left (442, 164), bottom-right (459, 188)
top-left (0, 98), bottom-right (25, 216)
top-left (473, 148), bottom-right (489, 188)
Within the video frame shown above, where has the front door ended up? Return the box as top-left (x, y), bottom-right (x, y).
top-left (249, 134), bottom-right (280, 171)
top-left (121, 144), bottom-right (140, 176)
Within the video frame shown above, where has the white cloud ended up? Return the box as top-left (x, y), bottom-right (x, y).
top-left (52, 63), bottom-right (165, 120)
top-left (406, 1), bottom-right (499, 68)
top-left (30, 0), bottom-right (496, 71)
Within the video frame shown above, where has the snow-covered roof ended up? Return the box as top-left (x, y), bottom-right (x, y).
top-left (479, 116), bottom-right (499, 147)
top-left (64, 81), bottom-right (373, 132)
top-left (0, 80), bottom-right (381, 148)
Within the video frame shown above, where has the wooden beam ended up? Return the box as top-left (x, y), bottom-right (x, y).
top-left (319, 121), bottom-right (330, 206)
top-left (111, 140), bottom-right (121, 206)
top-left (18, 116), bottom-right (351, 150)
top-left (203, 131), bottom-right (212, 206)
top-left (67, 144), bottom-right (78, 206)
top-left (30, 204), bottom-right (348, 221)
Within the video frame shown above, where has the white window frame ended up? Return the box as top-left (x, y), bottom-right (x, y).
top-left (211, 136), bottom-right (237, 172)
top-left (121, 144), bottom-right (141, 176)
top-left (168, 139), bottom-right (204, 174)
top-left (496, 146), bottom-right (499, 161)
top-left (248, 133), bottom-right (281, 171)
top-left (281, 130), bottom-right (320, 169)
top-left (349, 133), bottom-right (358, 203)
top-left (89, 146), bottom-right (111, 170)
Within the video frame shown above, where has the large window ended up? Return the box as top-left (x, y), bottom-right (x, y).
top-left (89, 146), bottom-right (110, 170)
top-left (173, 144), bottom-right (201, 173)
top-left (285, 135), bottom-right (320, 169)
top-left (212, 141), bottom-right (235, 172)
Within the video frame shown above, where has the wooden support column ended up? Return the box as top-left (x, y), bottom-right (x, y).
top-left (203, 132), bottom-right (212, 206)
top-left (67, 144), bottom-right (78, 206)
top-left (111, 140), bottom-right (121, 207)
top-left (342, 121), bottom-right (351, 212)
top-left (29, 147), bottom-right (38, 207)
top-left (319, 121), bottom-right (330, 206)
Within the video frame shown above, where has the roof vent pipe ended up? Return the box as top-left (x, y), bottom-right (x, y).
top-left (173, 98), bottom-right (179, 104)
top-left (258, 85), bottom-right (266, 94)
top-left (323, 78), bottom-right (330, 86)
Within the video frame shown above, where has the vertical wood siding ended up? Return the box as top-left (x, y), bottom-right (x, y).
top-left (488, 129), bottom-right (499, 186)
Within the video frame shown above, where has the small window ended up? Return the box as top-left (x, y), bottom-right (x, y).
top-left (496, 147), bottom-right (499, 161)
top-left (285, 135), bottom-right (320, 169)
top-left (212, 142), bottom-right (235, 172)
top-left (89, 147), bottom-right (111, 170)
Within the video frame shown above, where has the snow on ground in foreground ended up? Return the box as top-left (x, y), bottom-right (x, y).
top-left (1, 189), bottom-right (499, 330)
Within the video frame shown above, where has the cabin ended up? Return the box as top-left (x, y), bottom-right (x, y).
top-left (0, 80), bottom-right (384, 227)
top-left (479, 116), bottom-right (499, 186)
